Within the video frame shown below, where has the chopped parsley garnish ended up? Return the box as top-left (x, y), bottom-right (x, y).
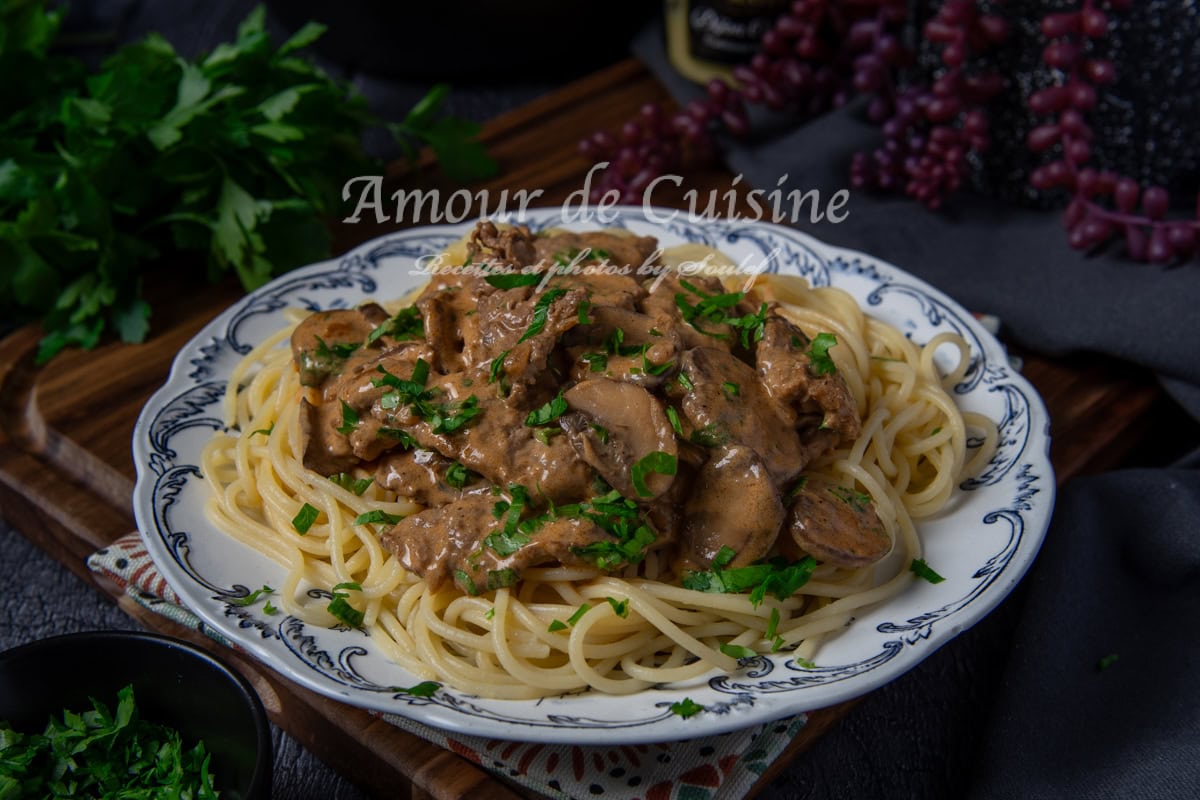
top-left (765, 607), bottom-right (781, 639)
top-left (1097, 653), bottom-right (1119, 671)
top-left (590, 423), bottom-right (610, 443)
top-left (394, 681), bottom-right (441, 698)
top-left (354, 509), bottom-right (402, 526)
top-left (489, 351), bottom-right (510, 384)
top-left (605, 597), bottom-right (630, 618)
top-left (719, 643), bottom-right (757, 660)
top-left (229, 585), bottom-right (274, 607)
top-left (670, 698), bottom-right (704, 718)
top-left (263, 601), bottom-right (278, 615)
top-left (444, 462), bottom-right (475, 489)
top-left (677, 371), bottom-right (694, 391)
top-left (335, 401), bottom-right (359, 435)
top-left (379, 427), bottom-right (417, 448)
top-left (666, 406), bottom-right (683, 436)
top-left (785, 476), bottom-right (810, 502)
top-left (486, 568), bottom-right (519, 590)
top-left (251, 421), bottom-right (274, 437)
top-left (525, 392), bottom-right (568, 426)
top-left (375, 360), bottom-right (481, 434)
top-left (0, 685), bottom-right (221, 798)
top-left (829, 485), bottom-right (872, 512)
top-left (722, 381), bottom-right (740, 397)
top-left (367, 306), bottom-right (424, 345)
top-left (567, 604), bottom-right (592, 625)
top-left (482, 528), bottom-right (531, 557)
top-left (292, 503), bottom-right (320, 534)
top-left (578, 300), bottom-right (593, 324)
top-left (682, 548), bottom-right (818, 607)
top-left (485, 272), bottom-right (542, 289)
top-left (630, 451), bottom-right (678, 497)
top-left (534, 427), bottom-right (558, 445)
top-left (640, 346), bottom-right (674, 376)
top-left (517, 288), bottom-right (568, 343)
top-left (581, 352), bottom-right (608, 372)
top-left (553, 247), bottom-right (581, 269)
top-left (590, 248), bottom-right (612, 261)
top-left (689, 424), bottom-right (728, 448)
top-left (727, 302), bottom-right (769, 349)
top-left (314, 335), bottom-right (361, 360)
top-left (910, 558), bottom-right (945, 584)
top-left (795, 657), bottom-right (817, 669)
top-left (455, 569), bottom-right (479, 595)
top-left (327, 582), bottom-right (364, 628)
top-left (548, 619), bottom-right (568, 632)
top-left (484, 608), bottom-right (495, 620)
top-left (330, 473), bottom-right (373, 496)
top-left (806, 332), bottom-right (839, 375)
top-left (771, 636), bottom-right (786, 653)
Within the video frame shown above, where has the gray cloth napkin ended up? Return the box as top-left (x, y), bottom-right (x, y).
top-left (634, 22), bottom-right (1200, 800)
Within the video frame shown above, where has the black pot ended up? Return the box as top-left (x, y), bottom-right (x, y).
top-left (0, 631), bottom-right (272, 800)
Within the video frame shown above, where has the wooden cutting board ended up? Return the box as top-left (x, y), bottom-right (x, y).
top-left (0, 59), bottom-right (1168, 799)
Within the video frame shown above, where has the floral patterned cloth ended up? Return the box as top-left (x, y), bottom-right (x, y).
top-left (89, 533), bottom-right (807, 800)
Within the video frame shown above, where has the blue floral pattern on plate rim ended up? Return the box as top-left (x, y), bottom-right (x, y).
top-left (131, 209), bottom-right (1054, 745)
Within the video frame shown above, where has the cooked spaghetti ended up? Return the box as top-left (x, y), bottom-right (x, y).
top-left (200, 222), bottom-right (996, 699)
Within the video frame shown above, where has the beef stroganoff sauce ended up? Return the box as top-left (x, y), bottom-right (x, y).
top-left (201, 222), bottom-right (997, 699)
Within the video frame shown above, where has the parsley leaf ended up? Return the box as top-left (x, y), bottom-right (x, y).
top-left (806, 332), bottom-right (839, 375)
top-left (525, 391), bottom-right (568, 426)
top-left (292, 503), bottom-right (320, 534)
top-left (605, 597), bottom-right (630, 618)
top-left (670, 698), bottom-right (705, 718)
top-left (330, 473), bottom-right (373, 495)
top-left (367, 306), bottom-right (423, 345)
top-left (630, 451), bottom-right (678, 497)
top-left (683, 555), bottom-right (818, 607)
top-left (517, 288), bottom-right (568, 343)
top-left (394, 681), bottom-right (441, 698)
top-left (444, 462), bottom-right (475, 489)
top-left (665, 406), bottom-right (683, 436)
top-left (719, 643), bottom-right (757, 660)
top-left (910, 558), bottom-right (945, 584)
top-left (489, 350), bottom-right (510, 383)
top-left (354, 509), bottom-right (402, 526)
top-left (229, 584), bottom-right (274, 607)
top-left (335, 401), bottom-right (359, 435)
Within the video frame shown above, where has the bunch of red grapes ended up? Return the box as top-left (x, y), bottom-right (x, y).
top-left (582, 0), bottom-right (1199, 263)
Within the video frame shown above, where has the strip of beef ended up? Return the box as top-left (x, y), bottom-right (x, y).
top-left (290, 303), bottom-right (391, 387)
top-left (467, 221), bottom-right (538, 267)
top-left (639, 272), bottom-right (735, 352)
top-left (678, 444), bottom-right (784, 572)
top-left (756, 315), bottom-right (861, 462)
top-left (678, 347), bottom-right (805, 484)
top-left (533, 231), bottom-right (659, 274)
top-left (382, 494), bottom-right (610, 593)
top-left (299, 343), bottom-right (432, 474)
top-left (375, 448), bottom-right (489, 507)
top-left (475, 286), bottom-right (586, 406)
top-left (779, 476), bottom-right (890, 568)
top-left (559, 379), bottom-right (678, 501)
top-left (400, 369), bottom-right (594, 504)
top-left (565, 305), bottom-right (680, 389)
top-left (417, 278), bottom-right (488, 374)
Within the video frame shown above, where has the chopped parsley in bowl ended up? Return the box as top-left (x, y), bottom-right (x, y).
top-left (0, 632), bottom-right (271, 799)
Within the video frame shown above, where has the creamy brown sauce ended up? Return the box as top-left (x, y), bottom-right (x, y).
top-left (291, 222), bottom-right (888, 596)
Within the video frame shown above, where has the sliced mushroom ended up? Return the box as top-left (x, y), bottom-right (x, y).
top-left (290, 303), bottom-right (390, 387)
top-left (560, 379), bottom-right (678, 500)
top-left (468, 221), bottom-right (538, 266)
top-left (678, 347), bottom-right (805, 483)
top-left (678, 444), bottom-right (784, 570)
top-left (780, 476), bottom-right (891, 568)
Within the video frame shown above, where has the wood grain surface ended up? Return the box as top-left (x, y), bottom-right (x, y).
top-left (0, 58), bottom-right (1166, 800)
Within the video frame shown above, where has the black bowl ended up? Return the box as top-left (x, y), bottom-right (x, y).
top-left (0, 631), bottom-right (272, 800)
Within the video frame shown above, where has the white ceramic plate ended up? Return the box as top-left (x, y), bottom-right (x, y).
top-left (132, 209), bottom-right (1054, 744)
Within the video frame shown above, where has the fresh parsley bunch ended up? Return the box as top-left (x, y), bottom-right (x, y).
top-left (0, 1), bottom-right (494, 362)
